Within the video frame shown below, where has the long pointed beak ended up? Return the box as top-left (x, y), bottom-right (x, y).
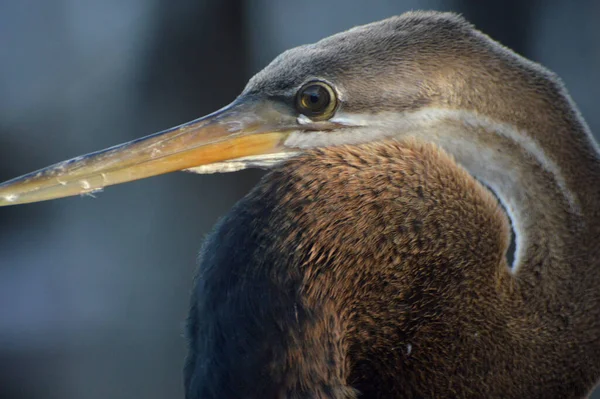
top-left (0, 98), bottom-right (298, 206)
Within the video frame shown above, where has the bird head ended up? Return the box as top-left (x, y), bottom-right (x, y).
top-left (0, 11), bottom-right (589, 206)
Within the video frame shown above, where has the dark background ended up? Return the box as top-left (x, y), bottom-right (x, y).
top-left (0, 1), bottom-right (598, 398)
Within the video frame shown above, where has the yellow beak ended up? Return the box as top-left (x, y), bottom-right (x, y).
top-left (0, 98), bottom-right (298, 206)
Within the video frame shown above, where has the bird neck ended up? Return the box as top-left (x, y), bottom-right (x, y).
top-left (394, 108), bottom-right (600, 303)
top-left (187, 138), bottom-right (600, 398)
top-left (185, 192), bottom-right (357, 398)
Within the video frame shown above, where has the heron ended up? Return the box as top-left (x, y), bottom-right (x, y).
top-left (1, 10), bottom-right (599, 399)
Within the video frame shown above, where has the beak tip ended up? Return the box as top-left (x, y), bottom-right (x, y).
top-left (0, 98), bottom-right (294, 207)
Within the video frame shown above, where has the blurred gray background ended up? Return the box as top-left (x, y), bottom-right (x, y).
top-left (0, 0), bottom-right (598, 398)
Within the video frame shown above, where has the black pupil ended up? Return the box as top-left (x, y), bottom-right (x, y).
top-left (302, 85), bottom-right (330, 113)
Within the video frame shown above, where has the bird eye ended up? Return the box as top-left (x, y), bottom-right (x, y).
top-left (295, 81), bottom-right (338, 121)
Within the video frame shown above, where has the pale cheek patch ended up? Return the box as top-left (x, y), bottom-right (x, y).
top-left (184, 153), bottom-right (298, 174)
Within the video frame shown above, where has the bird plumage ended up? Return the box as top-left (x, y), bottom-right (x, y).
top-left (185, 138), bottom-right (599, 398)
top-left (184, 11), bottom-right (600, 399)
top-left (0, 9), bottom-right (598, 399)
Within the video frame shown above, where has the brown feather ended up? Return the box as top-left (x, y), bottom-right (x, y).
top-left (185, 11), bottom-right (600, 399)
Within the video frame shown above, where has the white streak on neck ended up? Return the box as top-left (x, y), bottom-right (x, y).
top-left (285, 107), bottom-right (580, 273)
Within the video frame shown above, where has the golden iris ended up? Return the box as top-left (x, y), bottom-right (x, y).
top-left (295, 81), bottom-right (338, 120)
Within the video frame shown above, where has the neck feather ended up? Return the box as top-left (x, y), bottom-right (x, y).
top-left (185, 187), bottom-right (356, 399)
top-left (291, 107), bottom-right (599, 273)
top-left (390, 108), bottom-right (599, 302)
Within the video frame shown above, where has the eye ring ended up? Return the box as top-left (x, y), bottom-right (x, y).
top-left (295, 81), bottom-right (338, 121)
